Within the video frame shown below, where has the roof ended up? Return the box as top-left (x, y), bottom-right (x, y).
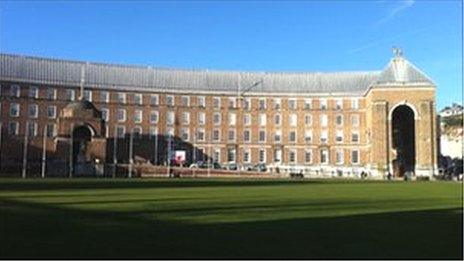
top-left (376, 56), bottom-right (435, 86)
top-left (0, 53), bottom-right (435, 95)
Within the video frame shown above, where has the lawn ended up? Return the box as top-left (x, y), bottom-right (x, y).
top-left (0, 178), bottom-right (462, 259)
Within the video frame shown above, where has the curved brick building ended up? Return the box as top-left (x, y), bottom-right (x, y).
top-left (0, 51), bottom-right (438, 179)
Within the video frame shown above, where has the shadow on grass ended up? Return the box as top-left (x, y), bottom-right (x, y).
top-left (0, 198), bottom-right (462, 259)
top-left (0, 178), bottom-right (352, 191)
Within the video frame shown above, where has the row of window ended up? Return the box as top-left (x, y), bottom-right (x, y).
top-left (216, 148), bottom-right (360, 165)
top-left (3, 103), bottom-right (361, 128)
top-left (6, 121), bottom-right (56, 137)
top-left (111, 126), bottom-right (360, 144)
top-left (2, 85), bottom-right (360, 110)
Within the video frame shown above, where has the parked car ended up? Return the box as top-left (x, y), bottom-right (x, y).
top-left (252, 163), bottom-right (267, 172)
top-left (223, 163), bottom-right (239, 171)
top-left (241, 163), bottom-right (255, 171)
top-left (189, 161), bottom-right (222, 169)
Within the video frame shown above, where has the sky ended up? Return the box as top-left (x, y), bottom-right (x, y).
top-left (0, 0), bottom-right (462, 109)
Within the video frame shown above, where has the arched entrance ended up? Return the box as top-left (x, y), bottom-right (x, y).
top-left (72, 125), bottom-right (93, 175)
top-left (391, 105), bottom-right (415, 177)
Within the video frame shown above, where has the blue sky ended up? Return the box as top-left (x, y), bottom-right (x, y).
top-left (0, 0), bottom-right (461, 109)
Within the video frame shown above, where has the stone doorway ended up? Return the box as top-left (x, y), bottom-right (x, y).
top-left (391, 105), bottom-right (416, 177)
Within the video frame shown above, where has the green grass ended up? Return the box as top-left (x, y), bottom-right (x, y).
top-left (0, 178), bottom-right (462, 259)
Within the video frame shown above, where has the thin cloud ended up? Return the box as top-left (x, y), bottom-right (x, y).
top-left (373, 0), bottom-right (415, 27)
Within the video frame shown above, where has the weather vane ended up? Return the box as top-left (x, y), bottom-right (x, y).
top-left (392, 46), bottom-right (403, 57)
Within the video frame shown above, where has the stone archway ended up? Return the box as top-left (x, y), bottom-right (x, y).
top-left (72, 125), bottom-right (93, 176)
top-left (391, 105), bottom-right (416, 177)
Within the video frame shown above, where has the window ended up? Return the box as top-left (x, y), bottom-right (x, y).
top-left (305, 114), bottom-right (312, 125)
top-left (66, 89), bottom-right (75, 101)
top-left (166, 127), bottom-right (175, 138)
top-left (258, 130), bottom-right (266, 142)
top-left (46, 124), bottom-right (56, 138)
top-left (336, 149), bottom-right (344, 164)
top-left (351, 114), bottom-right (359, 127)
top-left (10, 103), bottom-right (20, 117)
top-left (196, 129), bottom-right (205, 141)
top-left (336, 99), bottom-right (343, 110)
top-left (28, 104), bottom-right (38, 118)
top-left (116, 126), bottom-right (125, 138)
top-left (228, 97), bottom-right (236, 108)
top-left (27, 122), bottom-right (37, 137)
top-left (289, 114), bottom-right (297, 126)
top-left (182, 96), bottom-right (190, 107)
top-left (320, 99), bottom-right (327, 110)
top-left (167, 111), bottom-right (175, 125)
top-left (336, 130), bottom-right (343, 142)
top-left (244, 129), bottom-right (251, 142)
top-left (274, 114), bottom-right (281, 125)
top-left (149, 127), bottom-right (158, 139)
top-left (274, 130), bottom-right (281, 143)
top-left (29, 86), bottom-right (38, 99)
top-left (132, 126), bottom-right (142, 139)
top-left (320, 114), bottom-right (328, 127)
top-left (134, 93), bottom-right (143, 105)
top-left (289, 130), bottom-right (296, 142)
top-left (320, 130), bottom-right (328, 143)
top-left (213, 129), bottom-right (220, 141)
top-left (274, 98), bottom-right (281, 110)
top-left (336, 115), bottom-right (343, 126)
top-left (305, 150), bottom-right (312, 163)
top-left (83, 90), bottom-right (92, 101)
top-left (151, 94), bottom-right (159, 106)
top-left (10, 85), bottom-right (20, 97)
top-left (198, 112), bottom-right (206, 125)
top-left (8, 122), bottom-right (19, 135)
top-left (274, 149), bottom-right (282, 163)
top-left (243, 149), bottom-right (251, 163)
top-left (305, 130), bottom-right (312, 143)
top-left (100, 91), bottom-right (109, 103)
top-left (259, 114), bottom-right (266, 126)
top-left (259, 98), bottom-right (266, 110)
top-left (229, 113), bottom-right (236, 126)
top-left (166, 95), bottom-right (175, 106)
top-left (244, 114), bottom-right (251, 126)
top-left (198, 96), bottom-right (206, 108)
top-left (117, 92), bottom-right (126, 104)
top-left (101, 108), bottom-right (109, 122)
top-left (288, 99), bottom-right (297, 110)
top-left (259, 148), bottom-right (266, 162)
top-left (305, 99), bottom-right (312, 110)
top-left (117, 109), bottom-right (126, 122)
top-left (243, 98), bottom-right (251, 110)
top-left (351, 132), bottom-right (359, 143)
top-left (320, 149), bottom-right (329, 164)
top-left (351, 98), bottom-right (359, 110)
top-left (228, 129), bottom-right (236, 141)
top-left (134, 109), bottom-right (143, 123)
top-left (214, 148), bottom-right (221, 163)
top-left (213, 97), bottom-right (221, 109)
top-left (47, 106), bottom-right (56, 119)
top-left (150, 110), bottom-right (159, 124)
top-left (351, 150), bottom-right (359, 164)
top-left (227, 148), bottom-right (236, 162)
top-left (213, 112), bottom-right (221, 125)
top-left (289, 149), bottom-right (296, 163)
top-left (182, 112), bottom-right (190, 125)
top-left (181, 128), bottom-right (189, 141)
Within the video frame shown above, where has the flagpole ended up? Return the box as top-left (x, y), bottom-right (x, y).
top-left (22, 121), bottom-right (29, 179)
top-left (41, 124), bottom-right (47, 178)
top-left (69, 123), bottom-right (74, 178)
top-left (128, 129), bottom-right (133, 178)
top-left (113, 124), bottom-right (117, 178)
